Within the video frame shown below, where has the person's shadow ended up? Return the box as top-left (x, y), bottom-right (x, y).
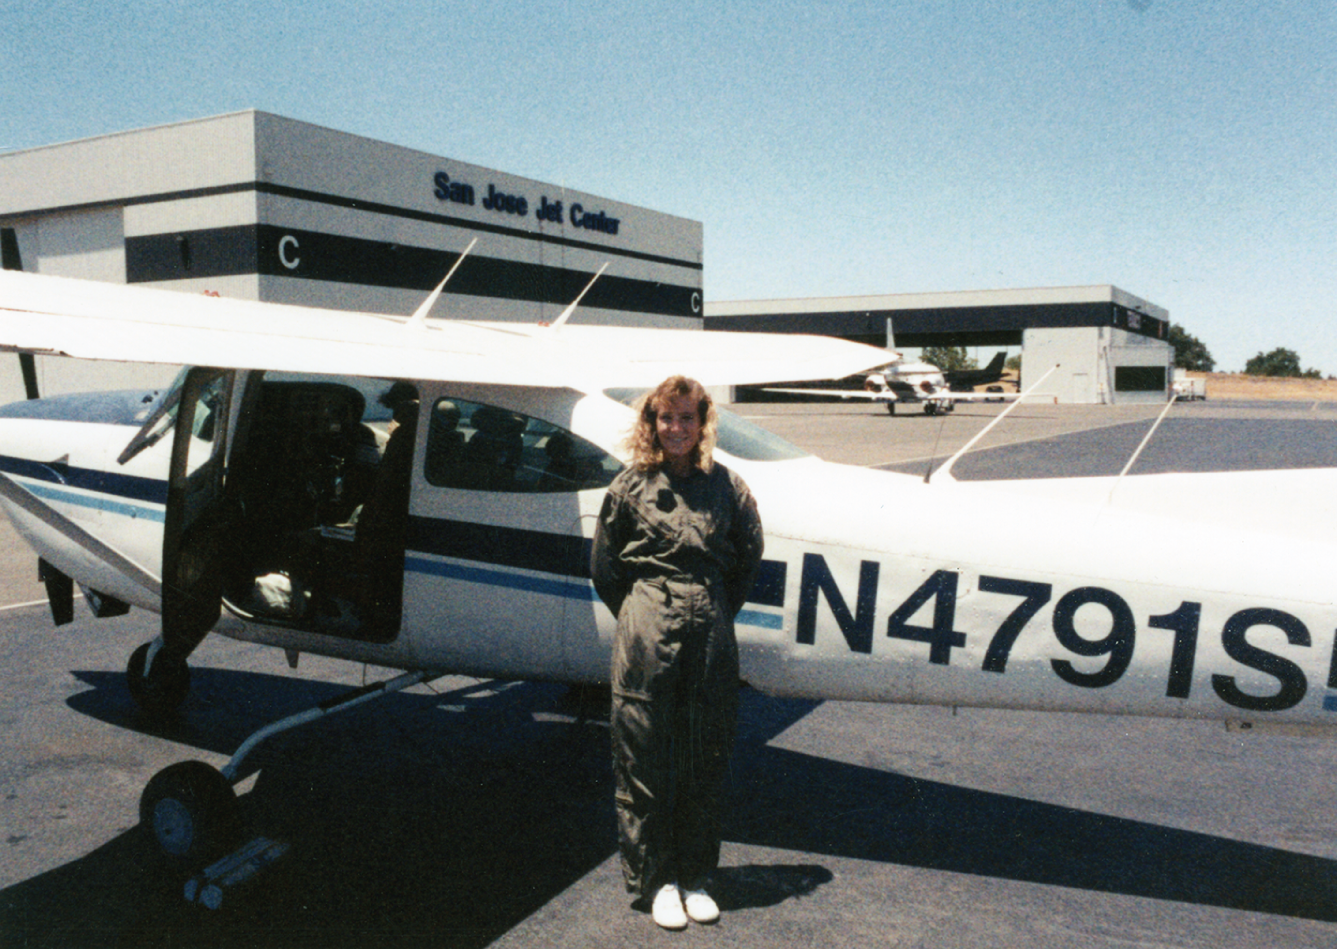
top-left (712, 863), bottom-right (834, 910)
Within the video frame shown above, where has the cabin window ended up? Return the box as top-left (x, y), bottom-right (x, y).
top-left (190, 371), bottom-right (227, 443)
top-left (424, 397), bottom-right (621, 492)
top-left (116, 366), bottom-right (228, 468)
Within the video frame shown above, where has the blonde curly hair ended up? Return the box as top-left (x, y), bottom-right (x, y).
top-left (624, 375), bottom-right (718, 473)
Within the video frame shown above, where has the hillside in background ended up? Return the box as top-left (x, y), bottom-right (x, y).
top-left (1191, 372), bottom-right (1337, 401)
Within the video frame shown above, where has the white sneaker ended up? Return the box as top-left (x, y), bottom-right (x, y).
top-left (682, 886), bottom-right (720, 924)
top-left (651, 883), bottom-right (687, 930)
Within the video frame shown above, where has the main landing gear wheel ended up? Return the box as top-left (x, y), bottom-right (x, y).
top-left (126, 642), bottom-right (191, 716)
top-left (140, 761), bottom-right (240, 867)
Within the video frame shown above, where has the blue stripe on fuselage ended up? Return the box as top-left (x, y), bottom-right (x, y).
top-left (406, 555), bottom-right (593, 601)
top-left (0, 463), bottom-right (786, 615)
top-left (0, 453), bottom-right (168, 505)
top-left (405, 554), bottom-right (786, 630)
top-left (737, 608), bottom-right (784, 630)
top-left (21, 480), bottom-right (166, 522)
top-left (407, 514), bottom-right (787, 610)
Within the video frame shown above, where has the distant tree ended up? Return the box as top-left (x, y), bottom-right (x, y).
top-left (1167, 323), bottom-right (1215, 372)
top-left (921, 346), bottom-right (976, 372)
top-left (1244, 347), bottom-right (1322, 378)
top-left (1004, 354), bottom-right (1022, 372)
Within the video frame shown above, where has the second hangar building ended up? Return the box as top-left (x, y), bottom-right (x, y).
top-left (706, 286), bottom-right (1174, 405)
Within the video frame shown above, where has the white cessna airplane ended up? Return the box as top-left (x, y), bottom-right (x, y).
top-left (0, 266), bottom-right (1334, 875)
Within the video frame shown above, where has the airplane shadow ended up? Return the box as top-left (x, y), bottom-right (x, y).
top-left (728, 741), bottom-right (1337, 922)
top-left (4, 668), bottom-right (1337, 947)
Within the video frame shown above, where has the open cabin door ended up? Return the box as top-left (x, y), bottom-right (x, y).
top-left (160, 367), bottom-right (234, 653)
top-left (212, 372), bottom-right (413, 643)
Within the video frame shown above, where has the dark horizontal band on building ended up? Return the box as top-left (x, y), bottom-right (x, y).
top-left (706, 301), bottom-right (1167, 348)
top-left (127, 224), bottom-right (700, 319)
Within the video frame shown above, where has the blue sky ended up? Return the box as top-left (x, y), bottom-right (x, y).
top-left (2, 0), bottom-right (1333, 373)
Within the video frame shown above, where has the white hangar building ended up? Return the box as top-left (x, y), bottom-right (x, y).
top-left (0, 110), bottom-right (703, 400)
top-left (706, 286), bottom-right (1174, 405)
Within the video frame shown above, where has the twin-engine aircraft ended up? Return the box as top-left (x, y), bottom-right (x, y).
top-left (0, 266), bottom-right (1334, 873)
top-left (766, 351), bottom-right (1017, 415)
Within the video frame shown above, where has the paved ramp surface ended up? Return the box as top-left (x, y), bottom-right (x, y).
top-left (4, 400), bottom-right (1337, 948)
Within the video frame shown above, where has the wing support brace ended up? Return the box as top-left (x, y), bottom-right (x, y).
top-left (38, 558), bottom-right (74, 626)
top-left (0, 471), bottom-right (163, 600)
top-left (927, 364), bottom-right (1060, 483)
top-left (219, 669), bottom-right (446, 783)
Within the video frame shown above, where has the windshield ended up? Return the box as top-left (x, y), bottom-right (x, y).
top-left (117, 367), bottom-right (189, 465)
top-left (604, 388), bottom-right (810, 462)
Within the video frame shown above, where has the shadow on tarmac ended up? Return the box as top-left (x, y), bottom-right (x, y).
top-left (5, 668), bottom-right (1337, 947)
top-left (729, 741), bottom-right (1337, 923)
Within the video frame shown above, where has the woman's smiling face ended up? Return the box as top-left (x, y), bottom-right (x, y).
top-left (655, 394), bottom-right (702, 472)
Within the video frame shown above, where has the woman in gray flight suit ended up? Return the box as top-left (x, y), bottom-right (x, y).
top-left (591, 375), bottom-right (764, 930)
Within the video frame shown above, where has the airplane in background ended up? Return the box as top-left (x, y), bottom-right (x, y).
top-left (767, 350), bottom-right (1018, 415)
top-left (1, 265), bottom-right (1335, 882)
top-left (944, 351), bottom-right (1009, 392)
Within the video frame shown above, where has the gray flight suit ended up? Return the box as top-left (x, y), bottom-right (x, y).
top-left (591, 461), bottom-right (764, 900)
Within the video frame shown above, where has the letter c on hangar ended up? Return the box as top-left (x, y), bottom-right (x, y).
top-left (691, 291), bottom-right (702, 314)
top-left (278, 235), bottom-right (300, 270)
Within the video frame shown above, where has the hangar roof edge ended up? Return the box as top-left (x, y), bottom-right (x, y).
top-left (0, 109), bottom-right (261, 160)
top-left (706, 285), bottom-right (1167, 320)
top-left (0, 111), bottom-right (701, 233)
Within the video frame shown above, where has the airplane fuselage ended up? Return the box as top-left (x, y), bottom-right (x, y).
top-left (2, 373), bottom-right (1335, 731)
top-left (866, 360), bottom-right (949, 402)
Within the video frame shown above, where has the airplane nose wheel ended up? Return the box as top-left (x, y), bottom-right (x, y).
top-left (126, 642), bottom-right (191, 715)
top-left (140, 760), bottom-right (239, 866)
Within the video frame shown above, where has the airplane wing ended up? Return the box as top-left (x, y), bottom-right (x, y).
top-left (935, 390), bottom-right (1023, 402)
top-left (759, 387), bottom-right (897, 401)
top-left (499, 323), bottom-right (896, 391)
top-left (0, 270), bottom-right (891, 391)
top-left (761, 387), bottom-right (1023, 403)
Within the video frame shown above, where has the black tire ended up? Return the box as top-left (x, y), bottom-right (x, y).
top-left (885, 402), bottom-right (896, 415)
top-left (127, 642), bottom-right (191, 716)
top-left (140, 761), bottom-right (240, 867)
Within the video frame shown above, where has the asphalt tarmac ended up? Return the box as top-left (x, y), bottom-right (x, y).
top-left (4, 398), bottom-right (1337, 948)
